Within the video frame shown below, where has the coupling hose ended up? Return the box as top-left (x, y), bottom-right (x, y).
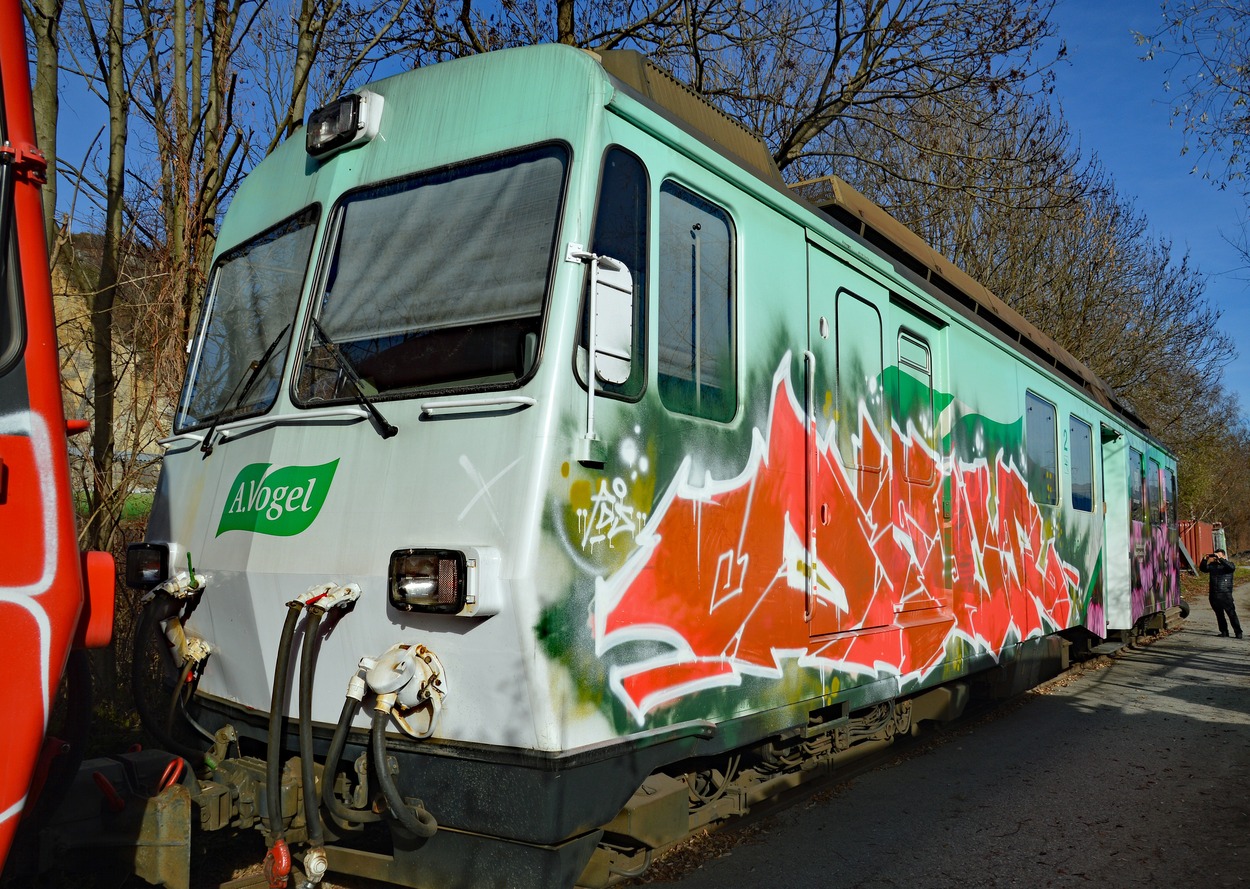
top-left (322, 696), bottom-right (380, 828)
top-left (266, 602), bottom-right (304, 841)
top-left (132, 594), bottom-right (206, 767)
top-left (299, 607), bottom-right (326, 849)
top-left (370, 709), bottom-right (437, 838)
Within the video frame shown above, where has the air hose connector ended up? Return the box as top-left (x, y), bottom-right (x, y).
top-left (363, 644), bottom-right (447, 738)
top-left (292, 582), bottom-right (362, 612)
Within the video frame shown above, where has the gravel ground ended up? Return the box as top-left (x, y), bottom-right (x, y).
top-left (640, 583), bottom-right (1250, 888)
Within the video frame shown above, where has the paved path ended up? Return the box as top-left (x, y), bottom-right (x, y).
top-left (658, 585), bottom-right (1250, 888)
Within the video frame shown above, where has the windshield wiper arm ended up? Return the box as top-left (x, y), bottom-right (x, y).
top-left (200, 323), bottom-right (291, 456)
top-left (311, 318), bottom-right (398, 440)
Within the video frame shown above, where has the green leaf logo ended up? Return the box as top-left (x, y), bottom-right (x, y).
top-left (216, 459), bottom-right (339, 537)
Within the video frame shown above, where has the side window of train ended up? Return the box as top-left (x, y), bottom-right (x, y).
top-left (836, 290), bottom-right (884, 470)
top-left (1148, 458), bottom-right (1162, 524)
top-left (658, 180), bottom-right (736, 421)
top-left (1024, 391), bottom-right (1058, 506)
top-left (1164, 467), bottom-right (1178, 526)
top-left (1129, 447), bottom-right (1144, 522)
top-left (896, 330), bottom-right (934, 484)
top-left (1069, 415), bottom-right (1094, 512)
top-left (579, 147), bottom-right (648, 398)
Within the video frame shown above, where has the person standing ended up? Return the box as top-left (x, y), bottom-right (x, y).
top-left (1200, 549), bottom-right (1242, 638)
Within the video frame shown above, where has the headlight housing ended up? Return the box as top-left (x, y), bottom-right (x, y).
top-left (125, 543), bottom-right (169, 590)
top-left (389, 550), bottom-right (467, 614)
top-left (306, 90), bottom-right (383, 159)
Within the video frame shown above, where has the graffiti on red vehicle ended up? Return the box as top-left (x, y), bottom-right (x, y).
top-left (0, 413), bottom-right (61, 830)
top-left (594, 360), bottom-right (1080, 724)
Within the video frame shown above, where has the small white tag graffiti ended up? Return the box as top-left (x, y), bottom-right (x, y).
top-left (578, 478), bottom-right (646, 550)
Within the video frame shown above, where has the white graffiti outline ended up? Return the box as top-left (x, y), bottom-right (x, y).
top-left (710, 548), bottom-right (749, 611)
top-left (594, 354), bottom-right (1082, 724)
top-left (0, 411), bottom-right (58, 827)
top-left (594, 360), bottom-right (810, 723)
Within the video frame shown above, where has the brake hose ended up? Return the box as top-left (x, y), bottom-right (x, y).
top-left (266, 602), bottom-right (304, 843)
top-left (321, 696), bottom-right (380, 829)
top-left (299, 606), bottom-right (326, 850)
top-left (132, 594), bottom-right (207, 768)
top-left (370, 709), bottom-right (437, 838)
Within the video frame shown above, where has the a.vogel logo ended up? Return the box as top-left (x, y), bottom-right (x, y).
top-left (216, 460), bottom-right (339, 537)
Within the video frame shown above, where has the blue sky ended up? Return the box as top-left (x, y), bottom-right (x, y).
top-left (1049, 0), bottom-right (1250, 417)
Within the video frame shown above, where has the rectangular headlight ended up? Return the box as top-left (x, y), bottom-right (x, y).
top-left (389, 549), bottom-right (467, 614)
top-left (306, 94), bottom-right (360, 156)
top-left (125, 543), bottom-right (169, 590)
top-left (305, 90), bottom-right (383, 158)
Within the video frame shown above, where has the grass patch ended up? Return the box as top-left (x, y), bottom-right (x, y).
top-left (122, 492), bottom-right (154, 521)
top-left (74, 491), bottom-right (154, 522)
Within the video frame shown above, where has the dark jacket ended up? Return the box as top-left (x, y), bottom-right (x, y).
top-left (1201, 555), bottom-right (1237, 597)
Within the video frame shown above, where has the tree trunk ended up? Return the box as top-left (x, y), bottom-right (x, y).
top-left (286, 0), bottom-right (320, 139)
top-left (556, 0), bottom-right (574, 44)
top-left (85, 0), bottom-right (129, 552)
top-left (25, 0), bottom-right (65, 251)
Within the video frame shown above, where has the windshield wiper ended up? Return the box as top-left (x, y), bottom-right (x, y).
top-left (200, 323), bottom-right (291, 456)
top-left (311, 318), bottom-right (398, 440)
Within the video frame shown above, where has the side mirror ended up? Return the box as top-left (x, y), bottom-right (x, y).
top-left (567, 246), bottom-right (635, 466)
top-left (592, 257), bottom-right (633, 385)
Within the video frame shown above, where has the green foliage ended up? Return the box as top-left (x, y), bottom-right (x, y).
top-left (1136, 1), bottom-right (1250, 189)
top-left (75, 490), bottom-right (153, 522)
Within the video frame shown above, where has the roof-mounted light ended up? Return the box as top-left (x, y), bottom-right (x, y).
top-left (305, 89), bottom-right (383, 159)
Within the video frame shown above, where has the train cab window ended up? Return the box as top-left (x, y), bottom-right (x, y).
top-left (1148, 458), bottom-right (1162, 524)
top-left (1129, 448), bottom-right (1145, 522)
top-left (896, 331), bottom-right (934, 484)
top-left (1164, 467), bottom-right (1178, 526)
top-left (577, 148), bottom-right (648, 398)
top-left (1069, 415), bottom-right (1094, 512)
top-left (296, 145), bottom-right (568, 403)
top-left (177, 206), bottom-right (319, 431)
top-left (658, 181), bottom-right (735, 421)
top-left (1024, 391), bottom-right (1058, 506)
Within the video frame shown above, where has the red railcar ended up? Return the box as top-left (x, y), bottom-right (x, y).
top-left (0, 0), bottom-right (114, 868)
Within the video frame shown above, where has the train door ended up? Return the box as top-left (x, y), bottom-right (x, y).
top-left (805, 240), bottom-right (894, 636)
top-left (888, 297), bottom-right (951, 616)
top-left (1141, 454), bottom-right (1167, 617)
top-left (1100, 426), bottom-right (1131, 632)
top-left (1067, 413), bottom-right (1103, 636)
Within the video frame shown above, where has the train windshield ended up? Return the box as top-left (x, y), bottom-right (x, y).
top-left (176, 207), bottom-right (319, 431)
top-left (294, 144), bottom-right (568, 403)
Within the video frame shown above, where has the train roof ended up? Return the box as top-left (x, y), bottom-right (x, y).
top-left (595, 49), bottom-right (1148, 434)
top-left (809, 177), bottom-right (1145, 430)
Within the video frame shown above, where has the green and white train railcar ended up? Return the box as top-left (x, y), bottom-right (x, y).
top-left (129, 44), bottom-right (1180, 888)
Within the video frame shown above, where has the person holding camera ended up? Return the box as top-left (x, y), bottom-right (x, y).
top-left (1200, 549), bottom-right (1241, 638)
